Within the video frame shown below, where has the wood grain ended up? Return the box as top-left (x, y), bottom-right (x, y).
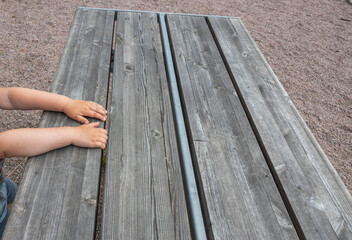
top-left (167, 14), bottom-right (298, 239)
top-left (208, 16), bottom-right (352, 239)
top-left (3, 8), bottom-right (114, 240)
top-left (102, 12), bottom-right (191, 239)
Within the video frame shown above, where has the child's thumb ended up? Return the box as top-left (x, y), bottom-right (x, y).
top-left (87, 122), bottom-right (100, 128)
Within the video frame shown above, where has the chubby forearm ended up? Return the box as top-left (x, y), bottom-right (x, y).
top-left (1, 87), bottom-right (70, 111)
top-left (0, 123), bottom-right (108, 159)
top-left (0, 127), bottom-right (74, 159)
top-left (0, 87), bottom-right (107, 124)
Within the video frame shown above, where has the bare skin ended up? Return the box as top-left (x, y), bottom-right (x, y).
top-left (0, 122), bottom-right (108, 158)
top-left (0, 87), bottom-right (108, 159)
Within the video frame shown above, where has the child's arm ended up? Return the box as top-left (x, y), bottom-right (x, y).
top-left (0, 87), bottom-right (107, 124)
top-left (0, 122), bottom-right (108, 159)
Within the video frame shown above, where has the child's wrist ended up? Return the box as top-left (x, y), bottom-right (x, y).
top-left (61, 126), bottom-right (77, 145)
top-left (61, 97), bottom-right (73, 113)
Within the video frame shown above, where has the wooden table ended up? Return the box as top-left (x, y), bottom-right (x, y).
top-left (4, 8), bottom-right (352, 240)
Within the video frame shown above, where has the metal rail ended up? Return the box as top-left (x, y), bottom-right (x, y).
top-left (159, 13), bottom-right (207, 240)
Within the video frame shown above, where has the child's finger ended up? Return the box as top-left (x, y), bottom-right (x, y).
top-left (96, 108), bottom-right (107, 119)
top-left (88, 111), bottom-right (106, 121)
top-left (95, 107), bottom-right (107, 119)
top-left (76, 116), bottom-right (89, 124)
top-left (93, 139), bottom-right (106, 149)
top-left (89, 103), bottom-right (107, 114)
top-left (97, 129), bottom-right (108, 136)
top-left (96, 137), bottom-right (108, 145)
top-left (98, 143), bottom-right (106, 149)
top-left (97, 106), bottom-right (108, 115)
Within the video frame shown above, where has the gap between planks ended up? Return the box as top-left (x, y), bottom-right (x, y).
top-left (94, 10), bottom-right (117, 240)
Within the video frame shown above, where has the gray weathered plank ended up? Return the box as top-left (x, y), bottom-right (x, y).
top-left (167, 14), bottom-right (298, 239)
top-left (3, 8), bottom-right (114, 240)
top-left (102, 12), bottom-right (191, 239)
top-left (208, 17), bottom-right (352, 239)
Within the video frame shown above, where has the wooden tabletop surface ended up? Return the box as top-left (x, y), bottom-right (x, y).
top-left (4, 8), bottom-right (352, 240)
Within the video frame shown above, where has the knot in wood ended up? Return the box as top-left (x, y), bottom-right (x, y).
top-left (152, 129), bottom-right (162, 139)
top-left (117, 35), bottom-right (125, 44)
top-left (124, 64), bottom-right (134, 72)
top-left (82, 198), bottom-right (97, 205)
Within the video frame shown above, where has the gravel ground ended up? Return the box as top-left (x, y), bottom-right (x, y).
top-left (0, 0), bottom-right (351, 194)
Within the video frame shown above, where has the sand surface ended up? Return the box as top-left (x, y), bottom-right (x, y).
top-left (0, 0), bottom-right (351, 195)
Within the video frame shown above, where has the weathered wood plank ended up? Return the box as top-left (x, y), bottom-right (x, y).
top-left (167, 14), bottom-right (298, 239)
top-left (102, 12), bottom-right (191, 239)
top-left (3, 8), bottom-right (114, 240)
top-left (208, 17), bottom-right (352, 239)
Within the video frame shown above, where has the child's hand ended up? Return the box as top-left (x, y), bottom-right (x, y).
top-left (63, 99), bottom-right (107, 124)
top-left (71, 122), bottom-right (108, 149)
